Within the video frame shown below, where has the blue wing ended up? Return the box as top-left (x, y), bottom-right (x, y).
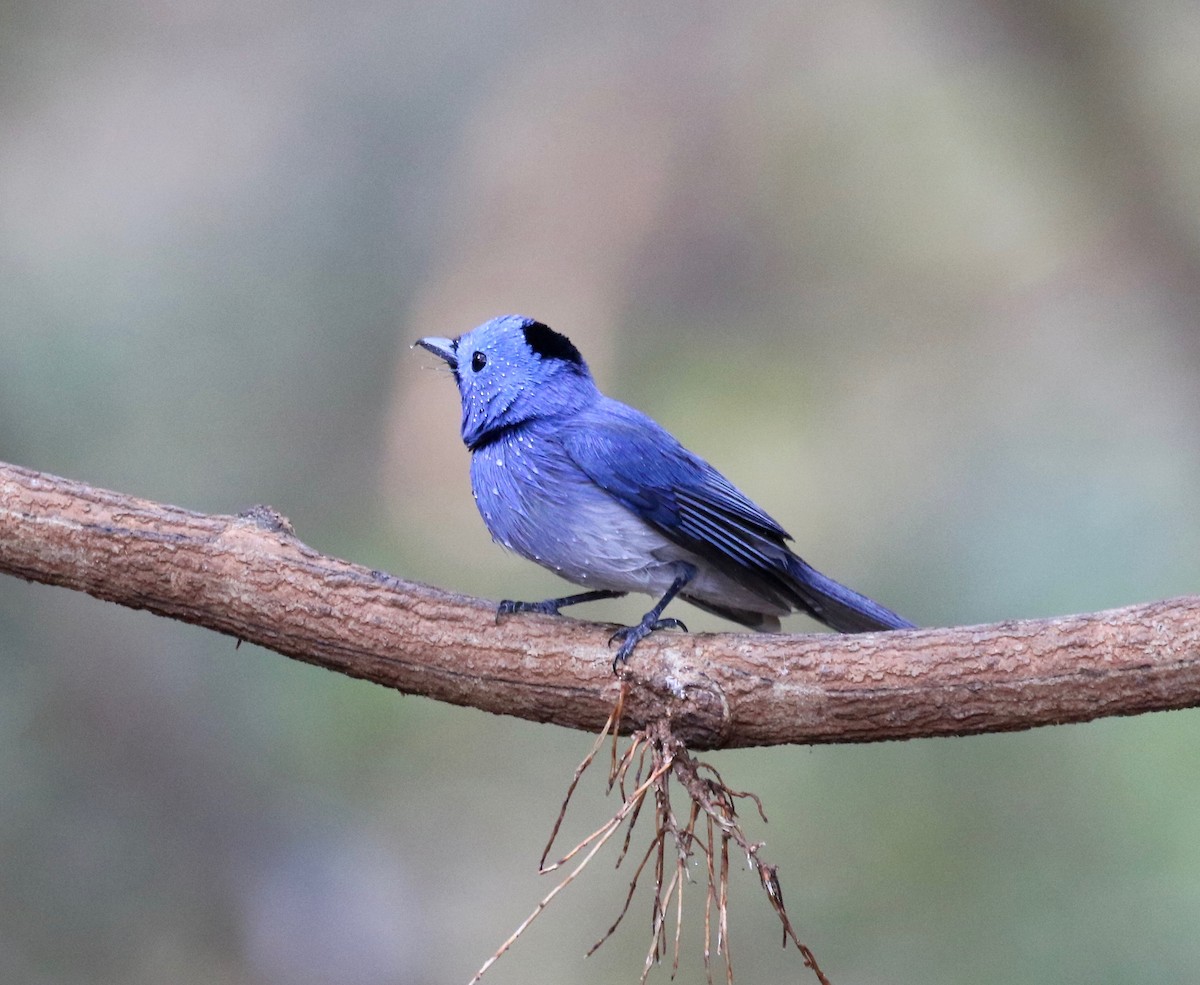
top-left (556, 397), bottom-right (913, 632)
top-left (556, 399), bottom-right (805, 610)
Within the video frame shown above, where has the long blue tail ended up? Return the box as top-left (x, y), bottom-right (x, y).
top-left (786, 556), bottom-right (914, 633)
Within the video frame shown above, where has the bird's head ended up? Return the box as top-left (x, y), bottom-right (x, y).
top-left (415, 315), bottom-right (597, 450)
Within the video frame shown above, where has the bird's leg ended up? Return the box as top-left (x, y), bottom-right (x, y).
top-left (496, 589), bottom-right (626, 623)
top-left (610, 563), bottom-right (696, 668)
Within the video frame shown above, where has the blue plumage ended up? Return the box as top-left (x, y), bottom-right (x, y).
top-left (416, 315), bottom-right (913, 664)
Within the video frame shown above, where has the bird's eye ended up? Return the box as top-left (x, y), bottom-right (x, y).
top-left (471, 351), bottom-right (487, 372)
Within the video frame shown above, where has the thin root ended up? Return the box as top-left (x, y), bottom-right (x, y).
top-left (471, 701), bottom-right (831, 985)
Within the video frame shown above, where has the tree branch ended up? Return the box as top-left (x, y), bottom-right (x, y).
top-left (2, 459), bottom-right (1198, 749)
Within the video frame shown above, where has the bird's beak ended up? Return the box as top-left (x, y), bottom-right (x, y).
top-left (413, 336), bottom-right (458, 369)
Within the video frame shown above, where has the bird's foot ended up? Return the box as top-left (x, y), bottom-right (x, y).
top-left (496, 589), bottom-right (627, 625)
top-left (609, 616), bottom-right (689, 670)
top-left (496, 598), bottom-right (562, 623)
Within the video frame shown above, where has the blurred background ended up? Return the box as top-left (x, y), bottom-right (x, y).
top-left (3, 1), bottom-right (1200, 982)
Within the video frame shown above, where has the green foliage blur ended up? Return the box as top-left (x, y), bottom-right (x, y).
top-left (3, 2), bottom-right (1200, 983)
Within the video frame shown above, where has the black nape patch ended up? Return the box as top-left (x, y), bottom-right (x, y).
top-left (523, 321), bottom-right (583, 366)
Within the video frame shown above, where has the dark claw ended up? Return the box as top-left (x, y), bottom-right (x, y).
top-left (496, 590), bottom-right (626, 625)
top-left (609, 616), bottom-right (689, 670)
top-left (496, 598), bottom-right (561, 624)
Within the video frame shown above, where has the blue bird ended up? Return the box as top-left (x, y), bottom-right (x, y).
top-left (416, 315), bottom-right (913, 666)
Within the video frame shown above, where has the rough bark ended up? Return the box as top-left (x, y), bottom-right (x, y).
top-left (1, 459), bottom-right (1198, 749)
